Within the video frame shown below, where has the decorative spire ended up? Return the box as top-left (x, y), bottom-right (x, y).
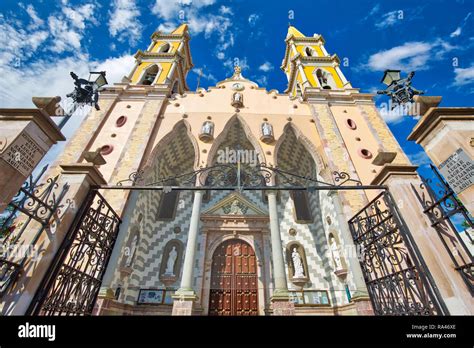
top-left (232, 65), bottom-right (243, 80)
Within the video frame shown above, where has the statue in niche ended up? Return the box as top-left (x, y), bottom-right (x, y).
top-left (292, 247), bottom-right (305, 278)
top-left (262, 122), bottom-right (273, 137)
top-left (201, 121), bottom-right (213, 135)
top-left (234, 92), bottom-right (242, 102)
top-left (164, 246), bottom-right (178, 275)
top-left (232, 92), bottom-right (243, 107)
top-left (330, 236), bottom-right (343, 270)
top-left (125, 234), bottom-right (138, 267)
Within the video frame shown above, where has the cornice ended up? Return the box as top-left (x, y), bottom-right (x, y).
top-left (0, 108), bottom-right (65, 142)
top-left (407, 107), bottom-right (474, 143)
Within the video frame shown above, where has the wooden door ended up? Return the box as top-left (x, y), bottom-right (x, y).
top-left (209, 239), bottom-right (258, 316)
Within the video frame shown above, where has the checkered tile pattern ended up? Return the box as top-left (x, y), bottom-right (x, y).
top-left (111, 121), bottom-right (357, 308)
top-left (277, 128), bottom-right (316, 177)
top-left (111, 123), bottom-right (196, 304)
top-left (276, 130), bottom-right (354, 306)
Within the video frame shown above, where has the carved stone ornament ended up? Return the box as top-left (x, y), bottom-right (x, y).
top-left (199, 121), bottom-right (214, 142)
top-left (231, 92), bottom-right (244, 108)
top-left (260, 122), bottom-right (274, 144)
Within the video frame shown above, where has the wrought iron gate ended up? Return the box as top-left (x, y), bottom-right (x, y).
top-left (348, 191), bottom-right (446, 315)
top-left (414, 164), bottom-right (473, 295)
top-left (27, 189), bottom-right (121, 315)
top-left (0, 165), bottom-right (69, 298)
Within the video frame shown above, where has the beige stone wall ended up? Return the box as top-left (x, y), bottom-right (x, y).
top-left (47, 97), bottom-right (117, 178)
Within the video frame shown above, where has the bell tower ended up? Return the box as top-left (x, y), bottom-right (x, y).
top-left (281, 26), bottom-right (351, 97)
top-left (127, 24), bottom-right (193, 94)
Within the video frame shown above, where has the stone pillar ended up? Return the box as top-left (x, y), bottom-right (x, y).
top-left (0, 164), bottom-right (106, 315)
top-left (0, 98), bottom-right (65, 211)
top-left (172, 190), bottom-right (203, 315)
top-left (371, 165), bottom-right (473, 315)
top-left (407, 102), bottom-right (474, 214)
top-left (267, 191), bottom-right (295, 315)
top-left (328, 190), bottom-right (373, 315)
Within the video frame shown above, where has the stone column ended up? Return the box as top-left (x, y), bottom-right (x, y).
top-left (172, 190), bottom-right (203, 315)
top-left (0, 98), bottom-right (65, 211)
top-left (407, 101), bottom-right (474, 214)
top-left (267, 191), bottom-right (295, 315)
top-left (371, 165), bottom-right (473, 315)
top-left (0, 164), bottom-right (106, 315)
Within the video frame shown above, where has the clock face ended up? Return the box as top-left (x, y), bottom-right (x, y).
top-left (232, 83), bottom-right (244, 91)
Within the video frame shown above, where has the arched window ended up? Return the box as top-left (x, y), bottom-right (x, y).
top-left (140, 64), bottom-right (159, 85)
top-left (305, 46), bottom-right (316, 57)
top-left (290, 190), bottom-right (313, 223)
top-left (158, 42), bottom-right (171, 53)
top-left (315, 68), bottom-right (337, 89)
top-left (157, 179), bottom-right (179, 220)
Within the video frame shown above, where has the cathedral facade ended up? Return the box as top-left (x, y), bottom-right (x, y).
top-left (2, 24), bottom-right (472, 317)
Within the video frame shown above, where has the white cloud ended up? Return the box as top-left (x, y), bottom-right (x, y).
top-left (453, 65), bottom-right (474, 86)
top-left (375, 10), bottom-right (400, 29)
top-left (108, 0), bottom-right (142, 45)
top-left (63, 3), bottom-right (96, 30)
top-left (157, 22), bottom-right (177, 33)
top-left (366, 40), bottom-right (455, 71)
top-left (450, 12), bottom-right (472, 38)
top-left (450, 27), bottom-right (462, 38)
top-left (248, 14), bottom-right (259, 27)
top-left (2, 1), bottom-right (98, 59)
top-left (151, 0), bottom-right (234, 60)
top-left (192, 68), bottom-right (216, 82)
top-left (48, 16), bottom-right (82, 52)
top-left (25, 4), bottom-right (44, 29)
top-left (219, 6), bottom-right (233, 15)
top-left (0, 54), bottom-right (135, 108)
top-left (258, 62), bottom-right (274, 72)
top-left (152, 0), bottom-right (224, 36)
top-left (0, 16), bottom-right (48, 66)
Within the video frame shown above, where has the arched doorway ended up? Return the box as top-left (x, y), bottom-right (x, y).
top-left (209, 239), bottom-right (258, 316)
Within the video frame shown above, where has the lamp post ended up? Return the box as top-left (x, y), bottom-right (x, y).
top-left (377, 69), bottom-right (424, 109)
top-left (58, 71), bottom-right (108, 129)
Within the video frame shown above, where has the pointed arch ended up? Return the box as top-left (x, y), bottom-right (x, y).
top-left (206, 114), bottom-right (266, 167)
top-left (142, 119), bottom-right (200, 181)
top-left (274, 122), bottom-right (326, 178)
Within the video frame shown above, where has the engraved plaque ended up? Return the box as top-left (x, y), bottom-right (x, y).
top-left (1, 131), bottom-right (46, 177)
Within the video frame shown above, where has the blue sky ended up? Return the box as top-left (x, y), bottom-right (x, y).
top-left (1, 0), bottom-right (473, 179)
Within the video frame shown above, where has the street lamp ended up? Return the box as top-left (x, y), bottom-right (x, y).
top-left (380, 69), bottom-right (401, 86)
top-left (58, 71), bottom-right (108, 129)
top-left (377, 69), bottom-right (424, 109)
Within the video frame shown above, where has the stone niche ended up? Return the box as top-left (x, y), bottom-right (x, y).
top-left (286, 242), bottom-right (310, 287)
top-left (159, 239), bottom-right (184, 286)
